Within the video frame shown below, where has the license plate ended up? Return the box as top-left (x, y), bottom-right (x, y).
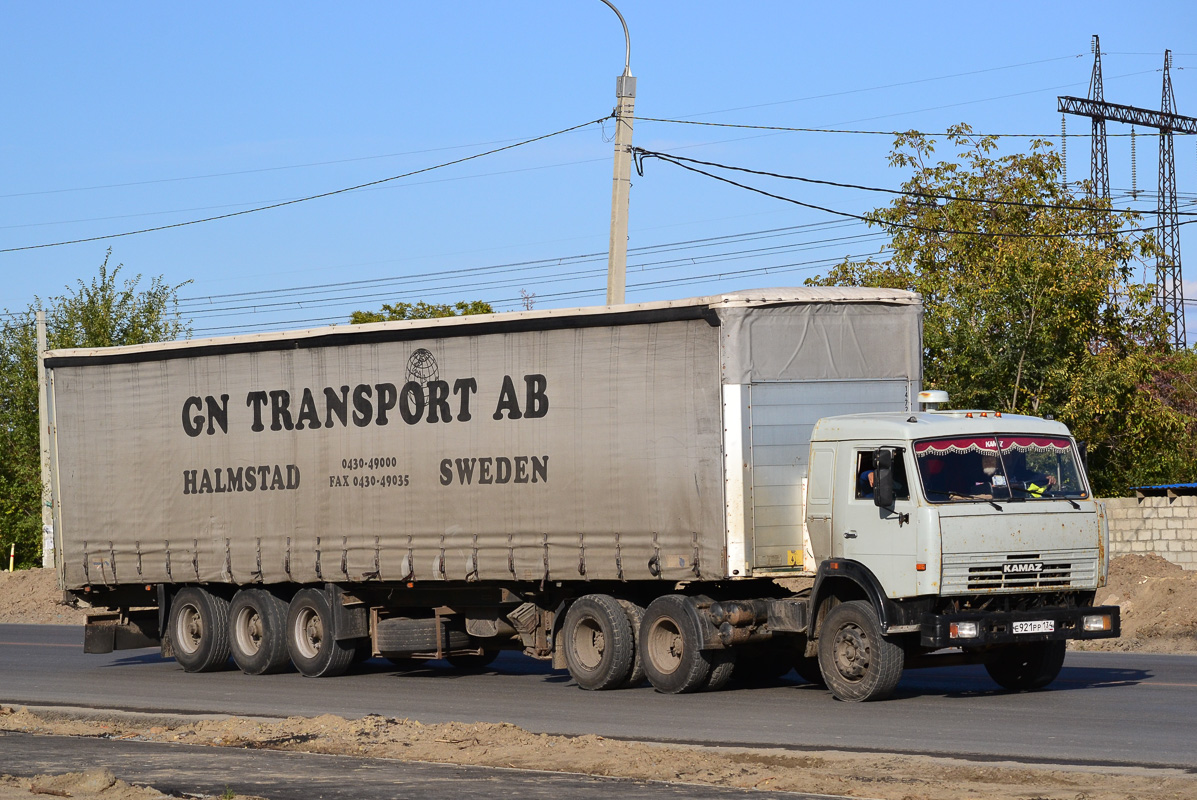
top-left (1012, 620), bottom-right (1054, 634)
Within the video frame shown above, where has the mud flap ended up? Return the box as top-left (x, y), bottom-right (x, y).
top-left (83, 609), bottom-right (160, 654)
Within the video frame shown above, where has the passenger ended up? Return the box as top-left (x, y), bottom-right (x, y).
top-left (858, 469), bottom-right (875, 498)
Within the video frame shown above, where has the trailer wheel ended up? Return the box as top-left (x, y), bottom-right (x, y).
top-left (984, 641), bottom-right (1066, 692)
top-left (616, 599), bottom-right (646, 688)
top-left (286, 588), bottom-right (354, 678)
top-left (640, 595), bottom-right (713, 694)
top-left (817, 600), bottom-right (904, 702)
top-left (169, 587), bottom-right (231, 673)
top-left (228, 588), bottom-right (291, 675)
top-left (562, 594), bottom-right (635, 690)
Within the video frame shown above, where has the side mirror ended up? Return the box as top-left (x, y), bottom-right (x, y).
top-left (873, 448), bottom-right (895, 508)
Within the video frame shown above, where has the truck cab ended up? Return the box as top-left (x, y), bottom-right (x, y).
top-left (802, 401), bottom-right (1120, 700)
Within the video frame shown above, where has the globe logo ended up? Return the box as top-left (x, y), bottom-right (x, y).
top-left (405, 349), bottom-right (440, 392)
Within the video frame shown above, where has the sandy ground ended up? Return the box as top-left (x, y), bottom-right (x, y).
top-left (1, 556), bottom-right (1194, 799)
top-left (2, 706), bottom-right (1195, 800)
top-left (1076, 553), bottom-right (1197, 652)
top-left (0, 768), bottom-right (264, 800)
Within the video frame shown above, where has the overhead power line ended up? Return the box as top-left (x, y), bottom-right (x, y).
top-left (179, 226), bottom-right (883, 319)
top-left (636, 117), bottom-right (1157, 139)
top-left (633, 149), bottom-right (1197, 217)
top-left (0, 135), bottom-right (540, 200)
top-left (176, 219), bottom-right (865, 306)
top-left (0, 117), bottom-right (608, 255)
top-left (192, 248), bottom-right (891, 335)
top-left (633, 149), bottom-right (1197, 239)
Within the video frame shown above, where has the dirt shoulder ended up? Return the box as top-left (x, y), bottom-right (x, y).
top-left (2, 706), bottom-right (1195, 800)
top-left (0, 768), bottom-right (262, 800)
top-left (1074, 553), bottom-right (1197, 652)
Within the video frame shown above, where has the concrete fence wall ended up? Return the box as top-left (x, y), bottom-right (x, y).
top-left (1100, 495), bottom-right (1197, 569)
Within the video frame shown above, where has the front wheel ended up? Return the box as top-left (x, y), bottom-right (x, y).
top-left (286, 588), bottom-right (355, 678)
top-left (817, 600), bottom-right (904, 702)
top-left (984, 641), bottom-right (1066, 691)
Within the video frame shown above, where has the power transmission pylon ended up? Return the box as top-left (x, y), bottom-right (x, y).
top-left (1060, 40), bottom-right (1196, 349)
top-left (1089, 36), bottom-right (1110, 202)
top-left (1157, 50), bottom-right (1183, 349)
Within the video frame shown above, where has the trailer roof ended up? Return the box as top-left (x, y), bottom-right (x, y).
top-left (45, 286), bottom-right (919, 365)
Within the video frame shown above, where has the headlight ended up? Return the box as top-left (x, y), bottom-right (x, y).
top-left (1083, 614), bottom-right (1112, 632)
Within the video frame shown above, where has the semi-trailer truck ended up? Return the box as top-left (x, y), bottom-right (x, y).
top-left (47, 288), bottom-right (1118, 701)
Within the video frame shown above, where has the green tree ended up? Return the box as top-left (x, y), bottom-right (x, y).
top-left (0, 251), bottom-right (189, 568)
top-left (349, 300), bottom-right (493, 325)
top-left (808, 124), bottom-right (1192, 493)
top-left (1061, 349), bottom-right (1197, 495)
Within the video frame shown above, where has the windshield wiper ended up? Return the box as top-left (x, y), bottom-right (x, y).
top-left (1065, 498), bottom-right (1081, 509)
top-left (987, 500), bottom-right (1003, 511)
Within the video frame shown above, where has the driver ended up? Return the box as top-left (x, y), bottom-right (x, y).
top-left (1006, 452), bottom-right (1057, 497)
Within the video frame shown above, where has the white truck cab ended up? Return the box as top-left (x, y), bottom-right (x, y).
top-left (801, 402), bottom-right (1119, 700)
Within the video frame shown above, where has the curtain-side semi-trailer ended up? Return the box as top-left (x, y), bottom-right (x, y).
top-left (47, 288), bottom-right (1119, 701)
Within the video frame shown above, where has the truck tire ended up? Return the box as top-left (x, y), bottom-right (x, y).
top-left (375, 617), bottom-right (471, 655)
top-left (562, 594), bottom-right (635, 690)
top-left (169, 587), bottom-right (231, 673)
top-left (703, 649), bottom-right (736, 692)
top-left (984, 641), bottom-right (1066, 691)
top-left (817, 600), bottom-right (904, 702)
top-left (640, 595), bottom-right (713, 694)
top-left (228, 588), bottom-right (291, 675)
top-left (286, 588), bottom-right (354, 678)
top-left (616, 599), bottom-right (646, 688)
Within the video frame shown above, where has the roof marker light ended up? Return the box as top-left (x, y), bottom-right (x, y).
top-left (917, 390), bottom-right (950, 411)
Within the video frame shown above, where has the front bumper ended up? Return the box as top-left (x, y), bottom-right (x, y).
top-left (920, 604), bottom-right (1120, 649)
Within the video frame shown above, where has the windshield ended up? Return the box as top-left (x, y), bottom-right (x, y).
top-left (914, 435), bottom-right (1088, 503)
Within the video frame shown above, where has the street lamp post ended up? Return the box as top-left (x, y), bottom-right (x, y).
top-left (599, 0), bottom-right (634, 306)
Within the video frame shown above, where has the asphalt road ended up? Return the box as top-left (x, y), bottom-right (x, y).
top-left (2, 624), bottom-right (1194, 770)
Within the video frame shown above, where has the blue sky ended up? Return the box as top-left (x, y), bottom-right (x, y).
top-left (2, 2), bottom-right (1194, 340)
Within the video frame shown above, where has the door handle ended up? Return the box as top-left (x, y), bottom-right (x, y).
top-left (843, 530), bottom-right (857, 539)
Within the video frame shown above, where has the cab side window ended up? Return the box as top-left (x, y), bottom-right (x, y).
top-left (855, 449), bottom-right (910, 500)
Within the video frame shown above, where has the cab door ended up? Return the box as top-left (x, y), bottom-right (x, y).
top-left (835, 444), bottom-right (919, 598)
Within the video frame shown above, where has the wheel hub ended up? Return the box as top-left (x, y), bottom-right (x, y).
top-left (573, 619), bottom-right (606, 670)
top-left (177, 605), bottom-right (203, 654)
top-left (646, 618), bottom-right (684, 675)
top-left (832, 624), bottom-right (869, 680)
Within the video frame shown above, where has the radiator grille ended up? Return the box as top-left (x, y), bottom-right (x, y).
top-left (941, 549), bottom-right (1098, 595)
